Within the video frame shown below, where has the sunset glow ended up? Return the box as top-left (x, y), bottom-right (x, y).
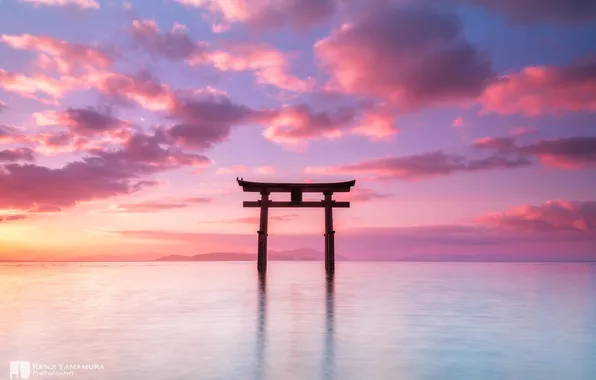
top-left (0, 0), bottom-right (595, 261)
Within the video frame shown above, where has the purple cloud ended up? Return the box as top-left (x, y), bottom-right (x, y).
top-left (315, 4), bottom-right (495, 110)
top-left (479, 200), bottom-right (596, 231)
top-left (0, 130), bottom-right (208, 212)
top-left (308, 150), bottom-right (529, 180)
top-left (0, 148), bottom-right (35, 162)
top-left (130, 20), bottom-right (207, 60)
top-left (462, 0), bottom-right (596, 24)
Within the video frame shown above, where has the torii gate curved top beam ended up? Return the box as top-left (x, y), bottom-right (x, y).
top-left (237, 178), bottom-right (356, 193)
top-left (237, 178), bottom-right (356, 273)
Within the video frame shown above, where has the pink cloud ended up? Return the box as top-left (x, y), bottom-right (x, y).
top-left (254, 166), bottom-right (275, 175)
top-left (215, 165), bottom-right (275, 175)
top-left (33, 111), bottom-right (58, 126)
top-left (20, 0), bottom-right (99, 9)
top-left (263, 104), bottom-right (356, 145)
top-left (452, 116), bottom-right (465, 128)
top-left (307, 150), bottom-right (530, 180)
top-left (481, 54), bottom-right (596, 115)
top-left (216, 165), bottom-right (247, 175)
top-left (335, 188), bottom-right (391, 202)
top-left (0, 125), bottom-right (24, 143)
top-left (315, 4), bottom-right (494, 110)
top-left (1, 34), bottom-right (112, 75)
top-left (0, 214), bottom-right (30, 223)
top-left (204, 43), bottom-right (314, 92)
top-left (473, 136), bottom-right (517, 151)
top-left (130, 20), bottom-right (207, 61)
top-left (174, 0), bottom-right (336, 32)
top-left (478, 200), bottom-right (596, 232)
top-left (509, 126), bottom-right (537, 136)
top-left (352, 105), bottom-right (398, 140)
top-left (90, 71), bottom-right (176, 111)
top-left (199, 214), bottom-right (298, 224)
top-left (23, 132), bottom-right (90, 155)
top-left (0, 69), bottom-right (79, 102)
top-left (93, 197), bottom-right (211, 214)
top-left (174, 0), bottom-right (251, 31)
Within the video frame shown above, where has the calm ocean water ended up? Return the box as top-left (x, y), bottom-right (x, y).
top-left (1, 262), bottom-right (595, 380)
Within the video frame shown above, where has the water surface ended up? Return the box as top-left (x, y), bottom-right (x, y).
top-left (1, 262), bottom-right (595, 379)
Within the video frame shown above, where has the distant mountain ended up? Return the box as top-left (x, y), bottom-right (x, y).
top-left (158, 252), bottom-right (253, 262)
top-left (157, 248), bottom-right (349, 262)
top-left (62, 254), bottom-right (162, 262)
top-left (5, 249), bottom-right (593, 263)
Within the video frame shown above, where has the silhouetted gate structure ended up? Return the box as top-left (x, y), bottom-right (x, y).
top-left (237, 178), bottom-right (356, 273)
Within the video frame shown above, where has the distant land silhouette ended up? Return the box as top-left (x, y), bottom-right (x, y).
top-left (157, 248), bottom-right (350, 262)
top-left (1, 248), bottom-right (594, 262)
top-left (154, 252), bottom-right (595, 262)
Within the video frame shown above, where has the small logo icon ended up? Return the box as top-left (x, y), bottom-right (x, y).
top-left (9, 361), bottom-right (31, 379)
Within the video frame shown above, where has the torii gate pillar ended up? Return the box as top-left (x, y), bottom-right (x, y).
top-left (257, 190), bottom-right (269, 272)
top-left (324, 191), bottom-right (335, 273)
top-left (238, 178), bottom-right (355, 273)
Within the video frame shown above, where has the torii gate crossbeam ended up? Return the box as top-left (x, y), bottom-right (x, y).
top-left (237, 178), bottom-right (356, 273)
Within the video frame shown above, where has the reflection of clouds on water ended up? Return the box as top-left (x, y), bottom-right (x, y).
top-left (3, 263), bottom-right (595, 380)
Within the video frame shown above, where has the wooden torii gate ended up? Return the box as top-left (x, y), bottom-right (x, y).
top-left (237, 178), bottom-right (356, 273)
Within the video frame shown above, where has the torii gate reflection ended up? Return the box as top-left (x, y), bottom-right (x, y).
top-left (253, 271), bottom-right (336, 380)
top-left (237, 178), bottom-right (356, 273)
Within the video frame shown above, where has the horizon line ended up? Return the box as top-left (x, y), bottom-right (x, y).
top-left (2, 259), bottom-right (595, 263)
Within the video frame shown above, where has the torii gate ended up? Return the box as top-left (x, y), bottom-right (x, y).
top-left (237, 178), bottom-right (356, 273)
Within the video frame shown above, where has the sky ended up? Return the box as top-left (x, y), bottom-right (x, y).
top-left (0, 0), bottom-right (595, 261)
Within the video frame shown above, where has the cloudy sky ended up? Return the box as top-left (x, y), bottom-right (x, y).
top-left (0, 0), bottom-right (595, 260)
